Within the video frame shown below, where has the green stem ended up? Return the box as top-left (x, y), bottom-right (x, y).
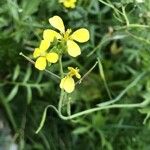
top-left (58, 99), bottom-right (150, 120)
top-left (59, 55), bottom-right (64, 77)
top-left (58, 90), bottom-right (65, 113)
top-left (115, 24), bottom-right (150, 30)
top-left (98, 0), bottom-right (123, 16)
top-left (76, 61), bottom-right (98, 84)
top-left (122, 6), bottom-right (129, 26)
top-left (19, 52), bottom-right (60, 79)
top-left (97, 72), bottom-right (146, 107)
top-left (126, 30), bottom-right (150, 45)
top-left (58, 55), bottom-right (65, 113)
top-left (36, 98), bottom-right (150, 131)
top-left (35, 105), bottom-right (59, 134)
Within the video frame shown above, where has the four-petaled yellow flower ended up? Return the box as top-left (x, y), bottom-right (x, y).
top-left (43, 15), bottom-right (89, 57)
top-left (59, 0), bottom-right (77, 8)
top-left (60, 67), bottom-right (81, 93)
top-left (33, 40), bottom-right (59, 70)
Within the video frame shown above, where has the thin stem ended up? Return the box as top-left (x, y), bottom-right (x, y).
top-left (126, 30), bottom-right (150, 45)
top-left (76, 61), bottom-right (98, 84)
top-left (59, 55), bottom-right (64, 77)
top-left (58, 90), bottom-right (65, 113)
top-left (35, 105), bottom-right (59, 134)
top-left (59, 99), bottom-right (150, 120)
top-left (19, 52), bottom-right (60, 79)
top-left (122, 6), bottom-right (129, 26)
top-left (87, 35), bottom-right (108, 57)
top-left (19, 52), bottom-right (35, 64)
top-left (99, 0), bottom-right (123, 16)
top-left (35, 97), bottom-right (150, 132)
top-left (97, 72), bottom-right (146, 107)
top-left (67, 98), bottom-right (71, 116)
top-left (115, 24), bottom-right (150, 30)
top-left (58, 55), bottom-right (65, 113)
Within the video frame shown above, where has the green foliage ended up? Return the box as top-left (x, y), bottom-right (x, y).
top-left (0, 0), bottom-right (150, 149)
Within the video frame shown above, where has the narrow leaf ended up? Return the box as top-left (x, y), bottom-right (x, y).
top-left (7, 85), bottom-right (19, 102)
top-left (72, 126), bottom-right (90, 135)
top-left (13, 65), bottom-right (20, 81)
top-left (23, 66), bottom-right (32, 82)
top-left (7, 0), bottom-right (19, 21)
top-left (26, 86), bottom-right (32, 104)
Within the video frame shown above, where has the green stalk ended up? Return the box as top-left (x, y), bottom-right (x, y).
top-left (58, 55), bottom-right (65, 113)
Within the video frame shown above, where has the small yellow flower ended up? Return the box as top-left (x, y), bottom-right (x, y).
top-left (59, 0), bottom-right (77, 8)
top-left (43, 15), bottom-right (89, 57)
top-left (60, 76), bottom-right (75, 93)
top-left (60, 67), bottom-right (81, 93)
top-left (33, 40), bottom-right (59, 70)
top-left (68, 67), bottom-right (81, 79)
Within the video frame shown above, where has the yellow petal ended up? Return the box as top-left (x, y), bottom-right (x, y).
top-left (60, 76), bottom-right (75, 93)
top-left (75, 72), bottom-right (81, 79)
top-left (33, 48), bottom-right (41, 58)
top-left (71, 28), bottom-right (89, 43)
top-left (67, 40), bottom-right (81, 57)
top-left (46, 52), bottom-right (59, 63)
top-left (43, 29), bottom-right (62, 42)
top-left (49, 16), bottom-right (65, 33)
top-left (39, 40), bottom-right (50, 52)
top-left (60, 77), bottom-right (65, 89)
top-left (35, 57), bottom-right (47, 70)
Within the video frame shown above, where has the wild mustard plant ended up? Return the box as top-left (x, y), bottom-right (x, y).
top-left (20, 14), bottom-right (150, 134)
top-left (59, 0), bottom-right (77, 8)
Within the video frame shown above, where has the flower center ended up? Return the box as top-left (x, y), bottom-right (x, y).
top-left (63, 29), bottom-right (72, 41)
top-left (40, 51), bottom-right (47, 57)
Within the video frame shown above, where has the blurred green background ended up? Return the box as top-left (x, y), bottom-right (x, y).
top-left (0, 0), bottom-right (150, 149)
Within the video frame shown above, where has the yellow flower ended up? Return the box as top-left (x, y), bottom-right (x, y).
top-left (60, 67), bottom-right (81, 93)
top-left (59, 0), bottom-right (77, 8)
top-left (33, 40), bottom-right (59, 70)
top-left (43, 15), bottom-right (90, 57)
top-left (60, 76), bottom-right (75, 93)
top-left (68, 67), bottom-right (81, 79)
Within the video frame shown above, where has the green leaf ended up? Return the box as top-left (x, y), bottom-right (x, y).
top-left (139, 107), bottom-right (150, 114)
top-left (21, 0), bottom-right (41, 17)
top-left (36, 72), bottom-right (43, 83)
top-left (7, 85), bottom-right (19, 102)
top-left (72, 126), bottom-right (90, 135)
top-left (139, 107), bottom-right (150, 124)
top-left (139, 93), bottom-right (150, 124)
top-left (7, 0), bottom-right (19, 21)
top-left (23, 66), bottom-right (32, 83)
top-left (98, 58), bottom-right (105, 81)
top-left (12, 65), bottom-right (20, 81)
top-left (26, 86), bottom-right (32, 104)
